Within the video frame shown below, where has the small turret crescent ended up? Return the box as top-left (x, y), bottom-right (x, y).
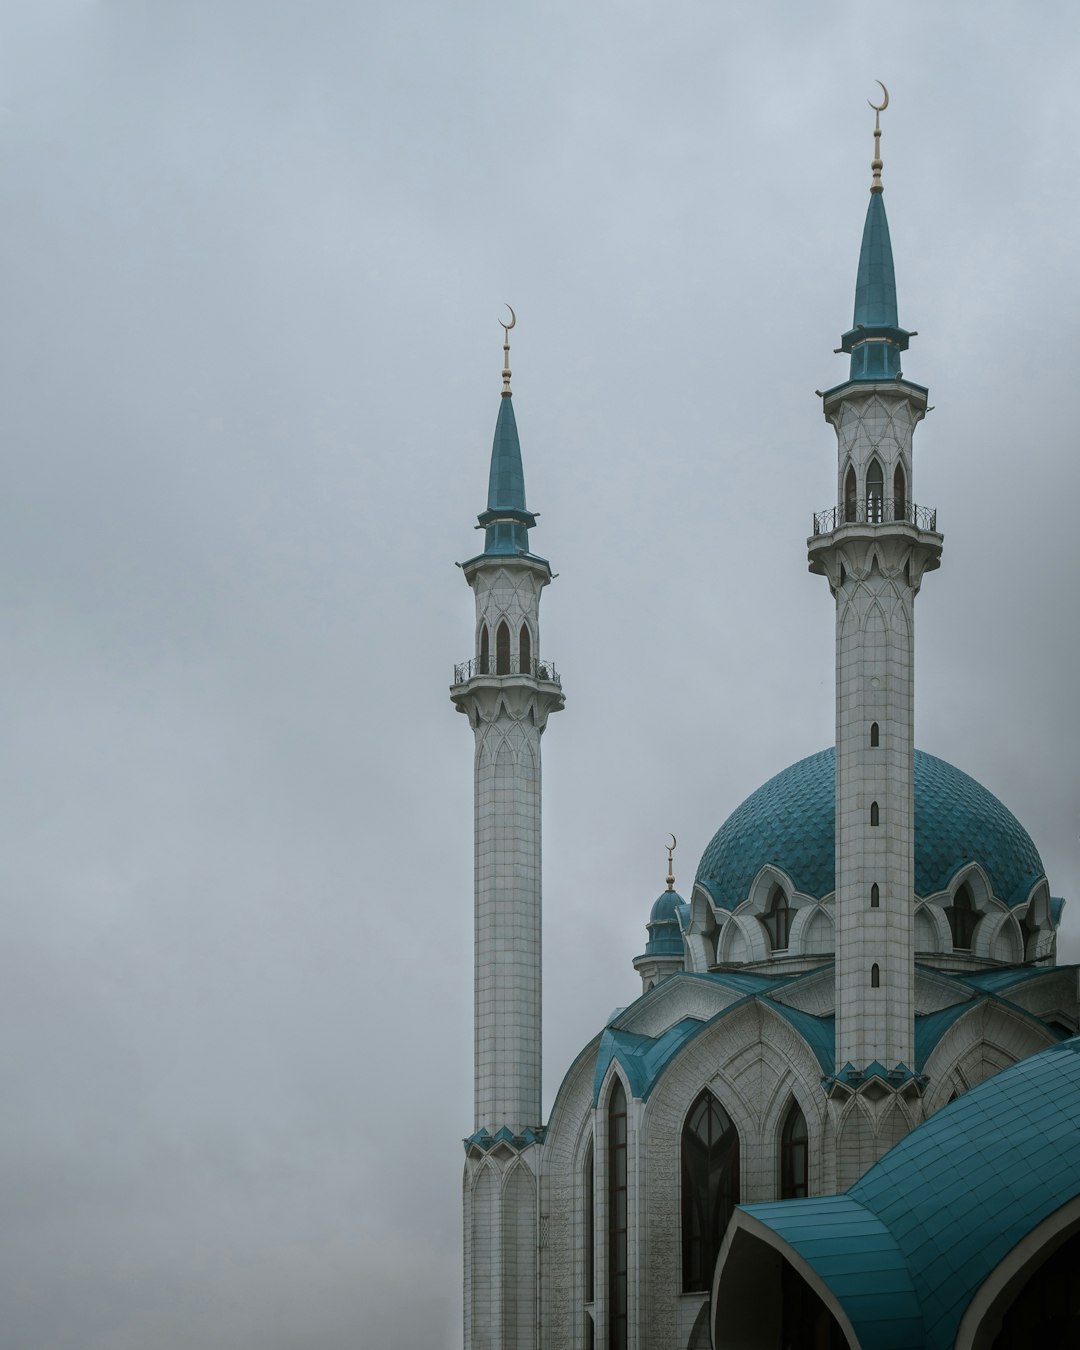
top-left (868, 81), bottom-right (889, 114)
top-left (500, 304), bottom-right (516, 333)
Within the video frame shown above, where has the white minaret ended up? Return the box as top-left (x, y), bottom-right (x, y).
top-left (451, 310), bottom-right (564, 1137)
top-left (808, 94), bottom-right (942, 1074)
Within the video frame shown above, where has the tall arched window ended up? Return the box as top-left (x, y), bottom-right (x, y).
top-left (584, 1138), bottom-right (594, 1305)
top-left (844, 466), bottom-right (857, 523)
top-left (495, 620), bottom-right (511, 675)
top-left (761, 885), bottom-right (792, 952)
top-left (519, 622), bottom-right (532, 675)
top-left (682, 1090), bottom-right (739, 1292)
top-left (947, 882), bottom-right (978, 950)
top-left (870, 721), bottom-right (879, 747)
top-left (866, 459), bottom-right (884, 522)
top-left (871, 883), bottom-right (880, 908)
top-left (871, 963), bottom-right (881, 988)
top-left (870, 802), bottom-right (879, 827)
top-left (478, 624), bottom-right (490, 675)
top-left (780, 1100), bottom-right (809, 1199)
top-left (893, 462), bottom-right (907, 520)
top-left (608, 1079), bottom-right (628, 1350)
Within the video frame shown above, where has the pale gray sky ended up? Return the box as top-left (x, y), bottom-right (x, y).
top-left (0, 3), bottom-right (1077, 1347)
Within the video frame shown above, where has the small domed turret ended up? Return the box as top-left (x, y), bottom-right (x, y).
top-left (634, 837), bottom-right (688, 992)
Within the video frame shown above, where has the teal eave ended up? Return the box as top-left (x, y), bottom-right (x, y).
top-left (737, 1037), bottom-right (1080, 1349)
top-left (460, 547), bottom-right (552, 574)
top-left (820, 375), bottom-right (928, 402)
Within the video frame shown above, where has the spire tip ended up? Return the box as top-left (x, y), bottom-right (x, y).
top-left (499, 304), bottom-right (516, 396)
top-left (665, 834), bottom-right (677, 892)
top-left (868, 81), bottom-right (889, 193)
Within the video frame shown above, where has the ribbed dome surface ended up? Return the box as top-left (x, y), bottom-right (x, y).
top-left (694, 748), bottom-right (1045, 911)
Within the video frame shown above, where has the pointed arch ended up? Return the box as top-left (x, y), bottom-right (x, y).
top-left (871, 883), bottom-right (880, 908)
top-left (608, 1075), bottom-right (628, 1349)
top-left (870, 801), bottom-right (880, 827)
top-left (780, 1098), bottom-right (809, 1199)
top-left (946, 881), bottom-right (979, 950)
top-left (479, 623), bottom-right (490, 674)
top-left (681, 1088), bottom-right (740, 1292)
top-left (583, 1136), bottom-right (595, 1305)
top-left (502, 1163), bottom-right (537, 1349)
top-left (518, 621), bottom-right (532, 675)
top-left (844, 464), bottom-right (857, 522)
top-left (470, 1165), bottom-right (498, 1343)
top-left (495, 620), bottom-right (511, 674)
top-left (893, 461), bottom-right (907, 520)
top-left (761, 885), bottom-right (792, 952)
top-left (870, 721), bottom-right (880, 747)
top-left (866, 457), bottom-right (884, 522)
top-left (871, 963), bottom-right (881, 988)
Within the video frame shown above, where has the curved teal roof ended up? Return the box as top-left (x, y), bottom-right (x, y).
top-left (694, 748), bottom-right (1045, 911)
top-left (739, 1037), bottom-right (1080, 1349)
top-left (476, 394), bottom-right (538, 555)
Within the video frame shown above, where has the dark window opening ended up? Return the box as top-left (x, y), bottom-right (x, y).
top-left (844, 466), bottom-right (857, 523)
top-left (990, 1227), bottom-right (1080, 1349)
top-left (496, 620), bottom-right (511, 675)
top-left (870, 721), bottom-right (880, 747)
top-left (780, 1101), bottom-right (809, 1199)
top-left (761, 886), bottom-right (792, 952)
top-left (479, 624), bottom-right (490, 675)
top-left (608, 1079), bottom-right (628, 1350)
top-left (682, 1090), bottom-right (740, 1292)
top-left (893, 463), bottom-right (907, 520)
top-left (871, 963), bottom-right (881, 988)
top-left (870, 802), bottom-right (879, 827)
top-left (871, 883), bottom-right (880, 908)
top-left (867, 458), bottom-right (884, 523)
top-left (519, 622), bottom-right (531, 674)
top-left (946, 882), bottom-right (978, 950)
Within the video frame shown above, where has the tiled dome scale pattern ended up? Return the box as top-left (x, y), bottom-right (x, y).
top-left (694, 748), bottom-right (1045, 911)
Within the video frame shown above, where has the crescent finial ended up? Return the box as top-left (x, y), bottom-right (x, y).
top-left (665, 834), bottom-right (677, 891)
top-left (868, 80), bottom-right (889, 114)
top-left (867, 82), bottom-right (889, 193)
top-left (499, 305), bottom-right (515, 395)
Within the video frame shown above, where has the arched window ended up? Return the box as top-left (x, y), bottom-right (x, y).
top-left (478, 624), bottom-right (489, 675)
top-left (761, 885), bottom-right (792, 952)
top-left (519, 622), bottom-right (531, 675)
top-left (682, 1090), bottom-right (739, 1292)
top-left (866, 459), bottom-right (884, 522)
top-left (870, 721), bottom-right (879, 748)
top-left (893, 463), bottom-right (907, 520)
top-left (495, 620), bottom-right (511, 675)
top-left (584, 1138), bottom-right (594, 1304)
top-left (870, 801), bottom-right (879, 827)
top-left (844, 466), bottom-right (857, 523)
top-left (871, 883), bottom-right (880, 908)
top-left (780, 1100), bottom-right (809, 1199)
top-left (608, 1079), bottom-right (628, 1350)
top-left (871, 963), bottom-right (881, 988)
top-left (947, 882), bottom-right (978, 950)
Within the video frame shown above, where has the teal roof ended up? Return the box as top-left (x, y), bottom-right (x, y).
top-left (694, 748), bottom-right (1046, 912)
top-left (838, 190), bottom-right (913, 381)
top-left (738, 1037), bottom-right (1080, 1349)
top-left (476, 394), bottom-right (537, 555)
top-left (642, 889), bottom-right (687, 957)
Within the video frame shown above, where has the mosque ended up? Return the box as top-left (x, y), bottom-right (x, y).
top-left (449, 95), bottom-right (1080, 1350)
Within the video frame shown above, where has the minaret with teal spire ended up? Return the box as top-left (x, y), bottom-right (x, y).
top-left (808, 92), bottom-right (942, 1126)
top-left (452, 310), bottom-right (564, 1141)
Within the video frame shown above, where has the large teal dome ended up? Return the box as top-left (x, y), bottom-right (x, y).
top-left (694, 748), bottom-right (1046, 912)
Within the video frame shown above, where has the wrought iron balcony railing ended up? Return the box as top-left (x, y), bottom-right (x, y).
top-left (453, 655), bottom-right (561, 685)
top-left (812, 499), bottom-right (938, 536)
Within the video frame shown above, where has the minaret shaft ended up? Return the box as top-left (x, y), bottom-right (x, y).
top-left (810, 382), bottom-right (940, 1072)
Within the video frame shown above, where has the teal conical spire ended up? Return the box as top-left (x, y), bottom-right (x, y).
top-left (837, 88), bottom-right (914, 382)
top-left (475, 309), bottom-right (537, 555)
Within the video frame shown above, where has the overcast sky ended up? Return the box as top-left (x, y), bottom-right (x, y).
top-left (0, 3), bottom-right (1077, 1347)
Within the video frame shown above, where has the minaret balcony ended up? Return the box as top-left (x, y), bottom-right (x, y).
top-left (452, 655), bottom-right (562, 687)
top-left (812, 498), bottom-right (938, 537)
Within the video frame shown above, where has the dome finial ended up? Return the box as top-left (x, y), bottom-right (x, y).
top-left (665, 834), bottom-right (677, 891)
top-left (499, 304), bottom-right (516, 397)
top-left (868, 81), bottom-right (889, 194)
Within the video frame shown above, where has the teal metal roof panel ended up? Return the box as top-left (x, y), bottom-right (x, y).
top-left (853, 192), bottom-right (898, 328)
top-left (694, 748), bottom-right (1046, 912)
